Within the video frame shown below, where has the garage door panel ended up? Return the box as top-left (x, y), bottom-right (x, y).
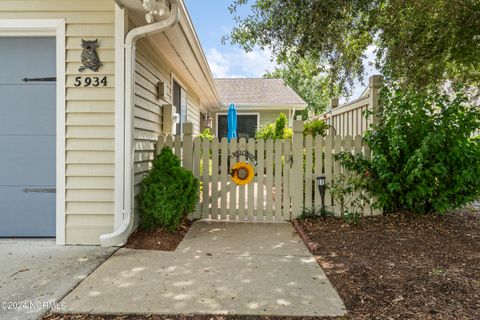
top-left (0, 85), bottom-right (55, 135)
top-left (0, 36), bottom-right (56, 237)
top-left (0, 37), bottom-right (56, 85)
top-left (0, 186), bottom-right (55, 237)
top-left (0, 136), bottom-right (55, 185)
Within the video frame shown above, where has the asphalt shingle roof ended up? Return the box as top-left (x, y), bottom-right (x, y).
top-left (214, 78), bottom-right (306, 107)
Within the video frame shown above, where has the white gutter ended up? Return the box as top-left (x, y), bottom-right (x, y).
top-left (100, 0), bottom-right (180, 247)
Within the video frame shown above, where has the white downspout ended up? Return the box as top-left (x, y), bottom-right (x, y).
top-left (100, 0), bottom-right (180, 247)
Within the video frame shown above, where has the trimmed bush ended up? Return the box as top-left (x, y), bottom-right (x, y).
top-left (255, 112), bottom-right (293, 140)
top-left (138, 147), bottom-right (199, 231)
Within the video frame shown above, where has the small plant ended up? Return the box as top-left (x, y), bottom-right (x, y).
top-left (299, 206), bottom-right (333, 219)
top-left (138, 147), bottom-right (199, 231)
top-left (274, 112), bottom-right (287, 139)
top-left (255, 113), bottom-right (293, 140)
top-left (199, 128), bottom-right (214, 141)
top-left (329, 172), bottom-right (369, 220)
top-left (303, 119), bottom-right (330, 136)
top-left (343, 212), bottom-right (361, 225)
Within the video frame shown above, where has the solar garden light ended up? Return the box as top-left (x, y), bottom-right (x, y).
top-left (316, 176), bottom-right (326, 213)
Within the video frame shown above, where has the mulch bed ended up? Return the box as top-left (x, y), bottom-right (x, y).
top-left (295, 207), bottom-right (480, 320)
top-left (43, 316), bottom-right (321, 320)
top-left (124, 219), bottom-right (192, 251)
top-left (44, 207), bottom-right (480, 320)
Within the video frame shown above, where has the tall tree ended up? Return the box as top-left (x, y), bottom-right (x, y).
top-left (264, 57), bottom-right (340, 114)
top-left (226, 0), bottom-right (480, 94)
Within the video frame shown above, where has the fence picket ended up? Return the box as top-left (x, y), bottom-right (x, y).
top-left (274, 139), bottom-right (283, 220)
top-left (165, 135), bottom-right (173, 149)
top-left (156, 135), bottom-right (165, 155)
top-left (238, 138), bottom-right (247, 221)
top-left (183, 124), bottom-right (193, 171)
top-left (333, 135), bottom-right (343, 216)
top-left (305, 135), bottom-right (313, 211)
top-left (283, 140), bottom-right (291, 220)
top-left (343, 135), bottom-right (353, 214)
top-left (220, 138), bottom-right (228, 220)
top-left (192, 137), bottom-right (201, 219)
top-left (202, 138), bottom-right (210, 219)
top-left (247, 138), bottom-right (255, 220)
top-left (354, 135), bottom-right (364, 216)
top-left (211, 137), bottom-right (219, 220)
top-left (324, 136), bottom-right (333, 212)
top-left (314, 135), bottom-right (323, 209)
top-left (174, 135), bottom-right (182, 159)
top-left (256, 139), bottom-right (265, 220)
top-left (229, 138), bottom-right (237, 220)
top-left (265, 139), bottom-right (274, 220)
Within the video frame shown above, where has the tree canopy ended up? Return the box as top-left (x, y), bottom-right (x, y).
top-left (264, 58), bottom-right (339, 114)
top-left (226, 0), bottom-right (480, 95)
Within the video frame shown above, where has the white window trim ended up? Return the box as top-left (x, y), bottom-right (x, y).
top-left (0, 19), bottom-right (66, 245)
top-left (171, 74), bottom-right (188, 135)
top-left (215, 112), bottom-right (261, 137)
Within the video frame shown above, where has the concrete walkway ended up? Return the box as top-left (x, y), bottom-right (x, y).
top-left (60, 221), bottom-right (346, 317)
top-left (0, 240), bottom-right (116, 320)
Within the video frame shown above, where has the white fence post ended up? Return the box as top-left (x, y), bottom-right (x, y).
top-left (291, 120), bottom-right (304, 219)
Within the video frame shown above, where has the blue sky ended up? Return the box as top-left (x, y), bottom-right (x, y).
top-left (184, 0), bottom-right (378, 100)
top-left (184, 0), bottom-right (277, 78)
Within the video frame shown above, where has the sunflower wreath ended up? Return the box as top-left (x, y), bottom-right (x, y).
top-left (230, 162), bottom-right (254, 186)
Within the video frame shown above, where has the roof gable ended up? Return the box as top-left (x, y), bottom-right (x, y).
top-left (214, 78), bottom-right (307, 108)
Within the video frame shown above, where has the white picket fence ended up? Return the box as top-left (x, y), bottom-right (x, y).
top-left (154, 121), bottom-right (379, 221)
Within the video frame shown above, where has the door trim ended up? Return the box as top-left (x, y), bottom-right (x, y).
top-left (0, 19), bottom-right (66, 244)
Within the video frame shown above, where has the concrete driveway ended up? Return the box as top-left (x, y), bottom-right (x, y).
top-left (0, 239), bottom-right (116, 320)
top-left (60, 222), bottom-right (346, 317)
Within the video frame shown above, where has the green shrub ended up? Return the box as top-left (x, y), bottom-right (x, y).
top-left (275, 112), bottom-right (287, 139)
top-left (337, 86), bottom-right (480, 214)
top-left (329, 172), bottom-right (369, 218)
top-left (303, 119), bottom-right (330, 136)
top-left (199, 128), bottom-right (214, 141)
top-left (138, 147), bottom-right (199, 231)
top-left (256, 123), bottom-right (276, 139)
top-left (256, 112), bottom-right (293, 140)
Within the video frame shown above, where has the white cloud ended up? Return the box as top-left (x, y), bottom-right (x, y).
top-left (206, 47), bottom-right (278, 78)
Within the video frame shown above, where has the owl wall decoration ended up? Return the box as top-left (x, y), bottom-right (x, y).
top-left (79, 39), bottom-right (102, 72)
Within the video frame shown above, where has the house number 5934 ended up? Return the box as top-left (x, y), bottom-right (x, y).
top-left (74, 76), bottom-right (108, 87)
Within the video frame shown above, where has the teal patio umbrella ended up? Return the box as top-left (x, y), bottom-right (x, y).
top-left (227, 103), bottom-right (237, 142)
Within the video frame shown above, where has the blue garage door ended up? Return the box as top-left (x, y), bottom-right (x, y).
top-left (0, 37), bottom-right (56, 237)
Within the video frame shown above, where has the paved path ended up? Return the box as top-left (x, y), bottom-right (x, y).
top-left (0, 240), bottom-right (116, 320)
top-left (60, 221), bottom-right (346, 317)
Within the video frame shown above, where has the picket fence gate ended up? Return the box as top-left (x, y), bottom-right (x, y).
top-left (155, 121), bottom-right (380, 221)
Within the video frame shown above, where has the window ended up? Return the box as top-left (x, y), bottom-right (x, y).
top-left (173, 80), bottom-right (187, 135)
top-left (217, 114), bottom-right (258, 140)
